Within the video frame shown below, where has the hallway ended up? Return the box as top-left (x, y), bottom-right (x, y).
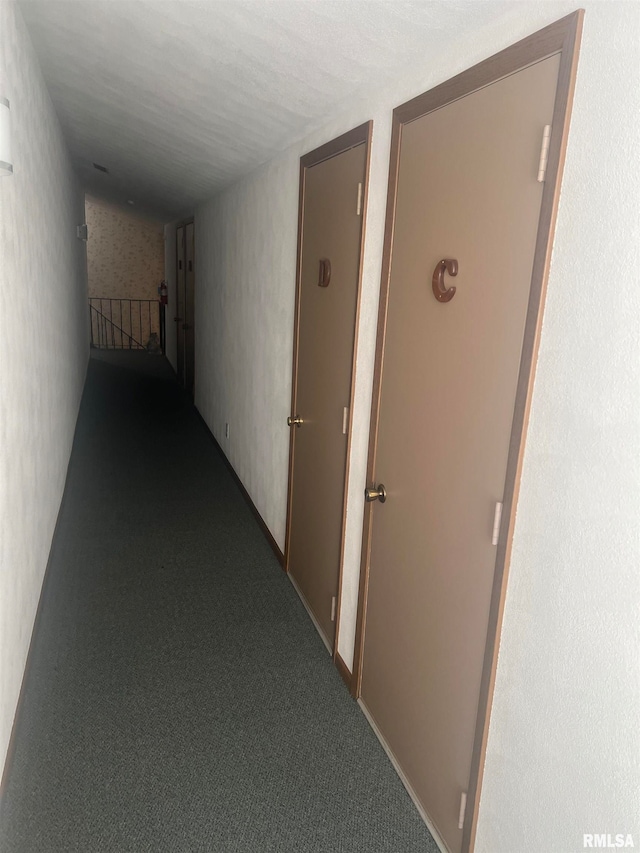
top-left (2, 2), bottom-right (639, 850)
top-left (0, 352), bottom-right (437, 853)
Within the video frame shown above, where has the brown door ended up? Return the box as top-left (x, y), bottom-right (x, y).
top-left (359, 56), bottom-right (561, 852)
top-left (287, 135), bottom-right (368, 649)
top-left (175, 223), bottom-right (195, 395)
top-left (176, 225), bottom-right (185, 384)
top-left (184, 221), bottom-right (195, 395)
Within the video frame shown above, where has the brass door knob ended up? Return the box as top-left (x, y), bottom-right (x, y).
top-left (287, 415), bottom-right (304, 427)
top-left (365, 484), bottom-right (387, 503)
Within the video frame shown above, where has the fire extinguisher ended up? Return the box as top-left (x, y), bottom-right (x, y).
top-left (158, 280), bottom-right (168, 305)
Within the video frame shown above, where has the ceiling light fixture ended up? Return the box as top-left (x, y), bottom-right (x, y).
top-left (0, 97), bottom-right (13, 176)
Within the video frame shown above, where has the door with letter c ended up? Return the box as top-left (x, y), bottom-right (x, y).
top-left (353, 16), bottom-right (582, 851)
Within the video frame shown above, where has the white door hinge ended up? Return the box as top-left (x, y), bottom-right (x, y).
top-left (331, 596), bottom-right (337, 622)
top-left (342, 406), bottom-right (349, 435)
top-left (356, 182), bottom-right (363, 215)
top-left (492, 502), bottom-right (503, 546)
top-left (458, 792), bottom-right (467, 830)
top-left (537, 124), bottom-right (552, 182)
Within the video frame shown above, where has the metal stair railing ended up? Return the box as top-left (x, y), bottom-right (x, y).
top-left (89, 298), bottom-right (164, 352)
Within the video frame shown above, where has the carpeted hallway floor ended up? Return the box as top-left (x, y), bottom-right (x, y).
top-left (0, 351), bottom-right (439, 853)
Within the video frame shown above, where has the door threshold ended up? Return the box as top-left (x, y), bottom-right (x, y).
top-left (287, 573), bottom-right (332, 655)
top-left (358, 698), bottom-right (451, 853)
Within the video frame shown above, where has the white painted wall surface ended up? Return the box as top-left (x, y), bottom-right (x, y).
top-left (195, 3), bottom-right (639, 846)
top-left (0, 1), bottom-right (88, 774)
top-left (196, 156), bottom-right (298, 544)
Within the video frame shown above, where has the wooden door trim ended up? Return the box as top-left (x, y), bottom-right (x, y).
top-left (175, 225), bottom-right (186, 385)
top-left (174, 218), bottom-right (195, 390)
top-left (350, 12), bottom-right (583, 853)
top-left (284, 123), bottom-right (373, 661)
top-left (184, 221), bottom-right (196, 397)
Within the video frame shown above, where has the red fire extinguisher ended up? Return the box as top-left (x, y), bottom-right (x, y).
top-left (158, 280), bottom-right (168, 305)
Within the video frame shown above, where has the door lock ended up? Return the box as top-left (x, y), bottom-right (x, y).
top-left (287, 416), bottom-right (304, 427)
top-left (365, 484), bottom-right (387, 503)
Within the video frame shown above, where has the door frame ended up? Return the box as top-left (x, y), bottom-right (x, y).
top-left (184, 220), bottom-right (196, 396)
top-left (284, 121), bottom-right (373, 662)
top-left (350, 12), bottom-right (583, 853)
top-left (174, 217), bottom-right (194, 388)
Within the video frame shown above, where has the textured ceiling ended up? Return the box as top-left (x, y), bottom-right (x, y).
top-left (19, 0), bottom-right (514, 220)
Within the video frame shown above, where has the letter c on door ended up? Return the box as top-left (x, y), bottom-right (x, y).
top-left (432, 258), bottom-right (458, 302)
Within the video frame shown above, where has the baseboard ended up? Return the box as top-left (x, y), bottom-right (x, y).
top-left (287, 573), bottom-right (333, 656)
top-left (334, 652), bottom-right (352, 691)
top-left (357, 698), bottom-right (451, 853)
top-left (194, 410), bottom-right (285, 569)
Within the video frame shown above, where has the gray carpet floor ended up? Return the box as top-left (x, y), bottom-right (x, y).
top-left (0, 350), bottom-right (438, 853)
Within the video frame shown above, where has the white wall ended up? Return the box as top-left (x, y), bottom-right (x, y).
top-left (195, 2), bottom-right (639, 848)
top-left (196, 157), bottom-right (298, 541)
top-left (0, 1), bottom-right (88, 775)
